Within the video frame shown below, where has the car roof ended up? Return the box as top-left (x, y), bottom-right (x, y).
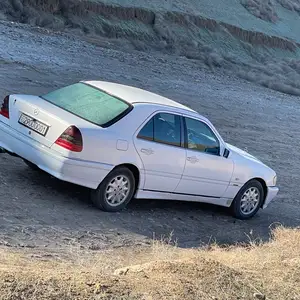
top-left (83, 80), bottom-right (196, 113)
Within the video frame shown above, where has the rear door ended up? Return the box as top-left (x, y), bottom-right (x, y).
top-left (133, 112), bottom-right (186, 192)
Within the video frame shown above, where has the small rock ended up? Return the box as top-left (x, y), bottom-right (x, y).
top-left (114, 267), bottom-right (129, 275)
top-left (253, 293), bottom-right (266, 300)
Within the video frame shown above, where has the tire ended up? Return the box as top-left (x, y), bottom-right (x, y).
top-left (231, 179), bottom-right (264, 220)
top-left (91, 167), bottom-right (135, 212)
top-left (23, 160), bottom-right (40, 171)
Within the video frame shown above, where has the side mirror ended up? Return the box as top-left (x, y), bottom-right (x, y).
top-left (223, 148), bottom-right (230, 158)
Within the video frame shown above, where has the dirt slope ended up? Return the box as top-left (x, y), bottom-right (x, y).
top-left (1, 0), bottom-right (300, 95)
top-left (100, 0), bottom-right (300, 43)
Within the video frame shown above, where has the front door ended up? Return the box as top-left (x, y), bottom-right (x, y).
top-left (134, 112), bottom-right (186, 192)
top-left (175, 116), bottom-right (234, 198)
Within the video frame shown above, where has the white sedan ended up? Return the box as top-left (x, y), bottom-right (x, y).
top-left (0, 81), bottom-right (279, 219)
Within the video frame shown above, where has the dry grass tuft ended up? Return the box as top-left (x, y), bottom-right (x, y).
top-left (204, 226), bottom-right (300, 299)
top-left (237, 58), bottom-right (300, 96)
top-left (241, 0), bottom-right (279, 23)
top-left (1, 226), bottom-right (300, 299)
top-left (277, 0), bottom-right (300, 12)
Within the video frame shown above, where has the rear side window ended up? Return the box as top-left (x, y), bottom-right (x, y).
top-left (138, 113), bottom-right (181, 147)
top-left (42, 83), bottom-right (131, 127)
top-left (138, 118), bottom-right (154, 141)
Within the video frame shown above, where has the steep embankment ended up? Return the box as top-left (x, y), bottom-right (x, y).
top-left (1, 0), bottom-right (300, 95)
top-left (99, 0), bottom-right (300, 43)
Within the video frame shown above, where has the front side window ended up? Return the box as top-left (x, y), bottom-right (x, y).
top-left (42, 83), bottom-right (131, 127)
top-left (137, 113), bottom-right (181, 147)
top-left (185, 117), bottom-right (220, 155)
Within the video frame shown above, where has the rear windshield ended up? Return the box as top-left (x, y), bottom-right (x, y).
top-left (42, 83), bottom-right (131, 127)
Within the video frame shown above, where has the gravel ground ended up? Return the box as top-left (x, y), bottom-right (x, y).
top-left (0, 21), bottom-right (300, 251)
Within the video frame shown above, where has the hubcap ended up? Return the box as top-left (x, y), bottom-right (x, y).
top-left (240, 187), bottom-right (260, 215)
top-left (105, 175), bottom-right (130, 207)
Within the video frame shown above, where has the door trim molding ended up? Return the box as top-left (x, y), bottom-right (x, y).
top-left (142, 188), bottom-right (220, 199)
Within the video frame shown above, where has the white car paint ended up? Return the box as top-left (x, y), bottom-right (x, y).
top-left (0, 80), bottom-right (279, 211)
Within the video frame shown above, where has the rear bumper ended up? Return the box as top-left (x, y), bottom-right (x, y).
top-left (0, 121), bottom-right (113, 189)
top-left (262, 186), bottom-right (279, 209)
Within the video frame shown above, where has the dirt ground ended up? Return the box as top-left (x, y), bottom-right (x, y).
top-left (0, 20), bottom-right (300, 252)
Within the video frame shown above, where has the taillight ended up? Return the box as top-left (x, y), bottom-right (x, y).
top-left (55, 126), bottom-right (83, 152)
top-left (0, 96), bottom-right (9, 118)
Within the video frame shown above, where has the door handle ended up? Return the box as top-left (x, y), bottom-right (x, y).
top-left (187, 156), bottom-right (199, 163)
top-left (141, 148), bottom-right (154, 155)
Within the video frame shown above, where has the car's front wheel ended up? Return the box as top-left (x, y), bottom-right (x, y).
top-left (231, 179), bottom-right (264, 220)
top-left (91, 167), bottom-right (135, 212)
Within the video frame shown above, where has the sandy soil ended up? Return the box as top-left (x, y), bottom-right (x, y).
top-left (0, 21), bottom-right (300, 252)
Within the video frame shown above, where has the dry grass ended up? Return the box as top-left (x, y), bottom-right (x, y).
top-left (277, 0), bottom-right (300, 12)
top-left (1, 226), bottom-right (300, 299)
top-left (241, 0), bottom-right (278, 23)
top-left (236, 58), bottom-right (300, 96)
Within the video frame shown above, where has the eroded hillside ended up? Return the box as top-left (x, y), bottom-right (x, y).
top-left (1, 0), bottom-right (300, 95)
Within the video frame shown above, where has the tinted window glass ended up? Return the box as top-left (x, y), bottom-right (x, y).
top-left (138, 113), bottom-right (181, 147)
top-left (42, 83), bottom-right (130, 127)
top-left (154, 113), bottom-right (181, 147)
top-left (137, 118), bottom-right (154, 141)
top-left (185, 117), bottom-right (220, 155)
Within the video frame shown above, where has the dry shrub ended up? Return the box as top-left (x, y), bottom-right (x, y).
top-left (0, 0), bottom-right (15, 16)
top-left (241, 0), bottom-right (279, 23)
top-left (277, 0), bottom-right (300, 12)
top-left (184, 42), bottom-right (300, 96)
top-left (237, 58), bottom-right (300, 96)
top-left (11, 0), bottom-right (23, 12)
top-left (0, 11), bottom-right (8, 20)
top-left (204, 226), bottom-right (300, 299)
top-left (1, 227), bottom-right (300, 299)
top-left (153, 13), bottom-right (177, 43)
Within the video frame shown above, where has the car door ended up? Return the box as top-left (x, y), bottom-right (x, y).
top-left (133, 112), bottom-right (186, 192)
top-left (175, 116), bottom-right (234, 198)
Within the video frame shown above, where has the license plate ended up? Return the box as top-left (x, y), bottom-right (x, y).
top-left (18, 113), bottom-right (49, 136)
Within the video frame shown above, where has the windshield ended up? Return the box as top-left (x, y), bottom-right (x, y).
top-left (42, 82), bottom-right (131, 127)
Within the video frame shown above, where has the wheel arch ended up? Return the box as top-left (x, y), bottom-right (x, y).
top-left (252, 177), bottom-right (268, 207)
top-left (240, 177), bottom-right (267, 208)
top-left (112, 163), bottom-right (141, 195)
top-left (230, 177), bottom-right (268, 219)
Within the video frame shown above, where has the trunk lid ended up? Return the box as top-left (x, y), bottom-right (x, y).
top-left (8, 95), bottom-right (92, 148)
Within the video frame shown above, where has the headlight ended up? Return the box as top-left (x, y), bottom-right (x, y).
top-left (273, 175), bottom-right (277, 186)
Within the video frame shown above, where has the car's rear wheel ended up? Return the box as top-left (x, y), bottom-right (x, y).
top-left (231, 179), bottom-right (264, 220)
top-left (91, 167), bottom-right (135, 212)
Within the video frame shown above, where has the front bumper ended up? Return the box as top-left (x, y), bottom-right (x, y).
top-left (262, 186), bottom-right (279, 209)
